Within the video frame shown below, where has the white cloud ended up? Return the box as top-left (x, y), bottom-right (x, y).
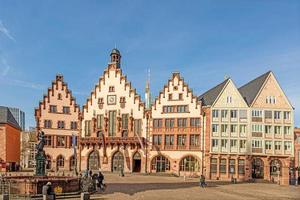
top-left (0, 20), bottom-right (16, 42)
top-left (0, 57), bottom-right (11, 76)
top-left (0, 75), bottom-right (45, 90)
top-left (7, 78), bottom-right (45, 90)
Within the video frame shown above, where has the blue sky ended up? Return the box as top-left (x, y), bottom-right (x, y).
top-left (0, 0), bottom-right (299, 129)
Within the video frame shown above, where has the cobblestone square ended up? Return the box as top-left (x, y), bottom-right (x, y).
top-left (86, 173), bottom-right (300, 200)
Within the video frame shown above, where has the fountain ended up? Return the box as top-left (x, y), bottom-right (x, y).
top-left (1, 131), bottom-right (80, 197)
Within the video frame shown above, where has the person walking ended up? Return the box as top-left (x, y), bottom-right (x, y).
top-left (89, 169), bottom-right (93, 178)
top-left (97, 171), bottom-right (105, 191)
top-left (200, 174), bottom-right (206, 188)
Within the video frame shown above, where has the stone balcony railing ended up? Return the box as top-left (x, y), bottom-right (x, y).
top-left (252, 148), bottom-right (263, 153)
top-left (79, 136), bottom-right (146, 147)
top-left (151, 145), bottom-right (201, 151)
top-left (252, 132), bottom-right (263, 137)
top-left (252, 117), bottom-right (262, 122)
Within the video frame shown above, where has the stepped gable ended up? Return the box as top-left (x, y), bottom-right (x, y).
top-left (34, 74), bottom-right (81, 121)
top-left (153, 72), bottom-right (201, 110)
top-left (82, 63), bottom-right (145, 117)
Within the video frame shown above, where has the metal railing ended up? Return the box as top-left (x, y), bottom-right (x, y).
top-left (0, 176), bottom-right (31, 200)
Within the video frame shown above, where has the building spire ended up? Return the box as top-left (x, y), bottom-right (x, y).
top-left (145, 68), bottom-right (151, 109)
top-left (110, 48), bottom-right (121, 67)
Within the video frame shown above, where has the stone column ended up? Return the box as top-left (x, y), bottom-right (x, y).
top-left (264, 157), bottom-right (270, 181)
top-left (207, 155), bottom-right (211, 179)
top-left (186, 133), bottom-right (190, 150)
top-left (217, 155), bottom-right (220, 179)
top-left (226, 156), bottom-right (230, 179)
top-left (235, 157), bottom-right (239, 179)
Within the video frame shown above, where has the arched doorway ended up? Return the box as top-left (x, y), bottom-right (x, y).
top-left (132, 152), bottom-right (141, 172)
top-left (88, 150), bottom-right (100, 170)
top-left (151, 155), bottom-right (170, 172)
top-left (252, 158), bottom-right (264, 179)
top-left (112, 151), bottom-right (124, 172)
top-left (270, 159), bottom-right (282, 176)
top-left (46, 155), bottom-right (52, 170)
top-left (179, 156), bottom-right (200, 172)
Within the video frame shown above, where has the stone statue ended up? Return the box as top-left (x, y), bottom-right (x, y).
top-left (36, 131), bottom-right (45, 152)
top-left (35, 130), bottom-right (46, 176)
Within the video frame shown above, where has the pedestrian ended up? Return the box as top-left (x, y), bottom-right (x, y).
top-left (97, 171), bottom-right (105, 191)
top-left (119, 165), bottom-right (124, 177)
top-left (83, 169), bottom-right (88, 178)
top-left (42, 182), bottom-right (56, 200)
top-left (200, 174), bottom-right (206, 188)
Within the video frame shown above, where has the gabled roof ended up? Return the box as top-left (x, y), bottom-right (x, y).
top-left (238, 71), bottom-right (271, 106)
top-left (0, 106), bottom-right (21, 130)
top-left (198, 79), bottom-right (229, 106)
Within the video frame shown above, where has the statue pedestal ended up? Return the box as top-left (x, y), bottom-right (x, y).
top-left (35, 151), bottom-right (46, 176)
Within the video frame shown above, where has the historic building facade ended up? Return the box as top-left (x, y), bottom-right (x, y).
top-left (199, 78), bottom-right (250, 181)
top-left (199, 72), bottom-right (294, 185)
top-left (20, 130), bottom-right (37, 169)
top-left (35, 74), bottom-right (80, 173)
top-left (33, 48), bottom-right (296, 185)
top-left (238, 71), bottom-right (294, 185)
top-left (150, 72), bottom-right (202, 176)
top-left (79, 49), bottom-right (147, 173)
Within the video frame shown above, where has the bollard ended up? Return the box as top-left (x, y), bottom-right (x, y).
top-left (81, 192), bottom-right (90, 200)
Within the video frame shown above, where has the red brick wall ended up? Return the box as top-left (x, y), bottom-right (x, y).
top-left (5, 124), bottom-right (20, 163)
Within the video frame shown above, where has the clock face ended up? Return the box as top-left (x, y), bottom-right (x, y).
top-left (107, 95), bottom-right (116, 105)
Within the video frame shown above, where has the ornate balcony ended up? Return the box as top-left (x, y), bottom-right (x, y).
top-left (79, 136), bottom-right (146, 147)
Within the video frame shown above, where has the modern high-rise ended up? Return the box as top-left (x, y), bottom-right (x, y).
top-left (8, 107), bottom-right (25, 131)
